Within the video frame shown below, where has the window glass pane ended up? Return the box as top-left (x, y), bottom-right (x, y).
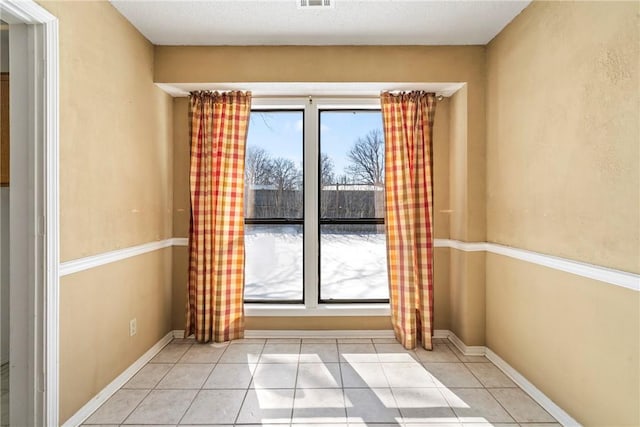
top-left (244, 224), bottom-right (303, 301)
top-left (320, 224), bottom-right (388, 300)
top-left (320, 110), bottom-right (385, 219)
top-left (319, 110), bottom-right (388, 302)
top-left (244, 110), bottom-right (303, 302)
top-left (245, 111), bottom-right (303, 219)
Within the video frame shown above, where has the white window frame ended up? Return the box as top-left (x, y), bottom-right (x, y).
top-left (246, 97), bottom-right (390, 317)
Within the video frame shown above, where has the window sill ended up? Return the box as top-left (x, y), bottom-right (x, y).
top-left (244, 303), bottom-right (390, 317)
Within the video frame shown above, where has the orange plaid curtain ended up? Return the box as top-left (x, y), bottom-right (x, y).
top-left (186, 91), bottom-right (252, 343)
top-left (381, 91), bottom-right (437, 350)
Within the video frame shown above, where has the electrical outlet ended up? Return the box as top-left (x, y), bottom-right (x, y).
top-left (129, 318), bottom-right (137, 336)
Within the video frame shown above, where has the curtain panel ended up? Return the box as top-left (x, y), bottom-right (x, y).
top-left (186, 91), bottom-right (252, 343)
top-left (381, 91), bottom-right (437, 350)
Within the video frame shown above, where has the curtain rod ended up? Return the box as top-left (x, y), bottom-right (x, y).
top-left (185, 93), bottom-right (446, 100)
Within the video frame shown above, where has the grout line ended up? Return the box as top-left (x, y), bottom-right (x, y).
top-left (459, 358), bottom-right (518, 423)
top-left (175, 388), bottom-right (200, 426)
top-left (80, 334), bottom-right (567, 427)
top-left (117, 387), bottom-right (153, 425)
top-left (233, 386), bottom-right (252, 425)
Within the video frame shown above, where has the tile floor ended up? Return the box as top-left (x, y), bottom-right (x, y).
top-left (81, 338), bottom-right (561, 427)
top-left (1, 363), bottom-right (7, 427)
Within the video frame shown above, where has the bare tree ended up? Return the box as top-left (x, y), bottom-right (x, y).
top-left (320, 153), bottom-right (335, 185)
top-left (345, 129), bottom-right (385, 185)
top-left (245, 146), bottom-right (273, 186)
top-left (270, 157), bottom-right (301, 191)
top-left (269, 157), bottom-right (302, 217)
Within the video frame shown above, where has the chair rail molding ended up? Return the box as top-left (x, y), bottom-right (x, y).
top-left (435, 238), bottom-right (639, 291)
top-left (59, 238), bottom-right (638, 292)
top-left (59, 239), bottom-right (175, 276)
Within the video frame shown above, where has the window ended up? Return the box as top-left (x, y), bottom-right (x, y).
top-left (319, 110), bottom-right (388, 302)
top-left (244, 110), bottom-right (304, 302)
top-left (244, 99), bottom-right (389, 310)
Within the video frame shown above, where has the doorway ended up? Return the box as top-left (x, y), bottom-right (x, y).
top-left (0, 20), bottom-right (9, 427)
top-left (0, 1), bottom-right (59, 425)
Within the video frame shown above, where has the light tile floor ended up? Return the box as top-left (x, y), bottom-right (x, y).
top-left (1, 363), bottom-right (8, 427)
top-left (82, 338), bottom-right (561, 427)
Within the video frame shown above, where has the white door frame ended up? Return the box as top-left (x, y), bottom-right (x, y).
top-left (0, 0), bottom-right (58, 425)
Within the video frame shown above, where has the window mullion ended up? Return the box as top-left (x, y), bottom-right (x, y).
top-left (303, 99), bottom-right (319, 308)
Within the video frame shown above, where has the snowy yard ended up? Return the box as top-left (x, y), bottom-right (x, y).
top-left (244, 226), bottom-right (389, 301)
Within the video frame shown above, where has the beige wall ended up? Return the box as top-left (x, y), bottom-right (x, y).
top-left (486, 254), bottom-right (640, 426)
top-left (171, 94), bottom-right (455, 331)
top-left (60, 249), bottom-right (173, 423)
top-left (447, 85), bottom-right (485, 345)
top-left (486, 1), bottom-right (639, 425)
top-left (486, 1), bottom-right (639, 273)
top-left (448, 249), bottom-right (485, 346)
top-left (157, 45), bottom-right (486, 242)
top-left (38, 1), bottom-right (175, 423)
top-left (43, 0), bottom-right (174, 263)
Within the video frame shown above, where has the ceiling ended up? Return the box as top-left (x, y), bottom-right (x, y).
top-left (110, 0), bottom-right (531, 46)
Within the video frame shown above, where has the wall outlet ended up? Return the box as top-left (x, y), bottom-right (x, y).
top-left (129, 318), bottom-right (137, 336)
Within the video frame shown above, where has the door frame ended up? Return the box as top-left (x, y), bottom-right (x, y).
top-left (0, 1), bottom-right (59, 425)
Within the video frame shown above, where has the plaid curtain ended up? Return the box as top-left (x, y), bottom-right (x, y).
top-left (186, 91), bottom-right (252, 343)
top-left (381, 91), bottom-right (437, 350)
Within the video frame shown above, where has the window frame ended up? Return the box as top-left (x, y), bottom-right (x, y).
top-left (244, 107), bottom-right (305, 304)
top-left (317, 108), bottom-right (389, 304)
top-left (244, 98), bottom-right (390, 315)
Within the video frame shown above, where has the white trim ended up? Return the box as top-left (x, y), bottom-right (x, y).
top-left (59, 239), bottom-right (174, 277)
top-left (43, 17), bottom-right (60, 427)
top-left (435, 239), bottom-right (639, 291)
top-left (245, 303), bottom-right (390, 317)
top-left (61, 331), bottom-right (174, 427)
top-left (303, 99), bottom-right (319, 309)
top-left (60, 237), bottom-right (639, 293)
top-left (172, 330), bottom-right (187, 339)
top-left (172, 237), bottom-right (188, 246)
top-left (246, 329), bottom-right (395, 338)
top-left (443, 330), bottom-right (486, 356)
top-left (439, 330), bottom-right (579, 427)
top-left (432, 330), bottom-right (450, 339)
top-left (0, 0), bottom-right (56, 24)
top-left (1, 1), bottom-right (59, 425)
top-left (173, 329), bottom-right (395, 339)
top-left (484, 242), bottom-right (639, 292)
top-left (485, 347), bottom-right (581, 427)
top-left (434, 238), bottom-right (486, 252)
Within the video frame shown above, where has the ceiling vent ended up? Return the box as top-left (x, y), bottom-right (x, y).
top-left (299, 0), bottom-right (333, 9)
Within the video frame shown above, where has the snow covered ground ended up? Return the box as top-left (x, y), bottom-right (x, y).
top-left (244, 226), bottom-right (389, 301)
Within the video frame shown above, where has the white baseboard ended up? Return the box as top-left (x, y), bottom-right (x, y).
top-left (485, 347), bottom-right (581, 427)
top-left (442, 330), bottom-right (580, 427)
top-left (173, 329), bottom-right (396, 339)
top-left (177, 329), bottom-right (450, 341)
top-left (246, 329), bottom-right (396, 338)
top-left (444, 330), bottom-right (486, 356)
top-left (61, 331), bottom-right (174, 427)
top-left (172, 329), bottom-right (189, 339)
top-left (432, 329), bottom-right (450, 339)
